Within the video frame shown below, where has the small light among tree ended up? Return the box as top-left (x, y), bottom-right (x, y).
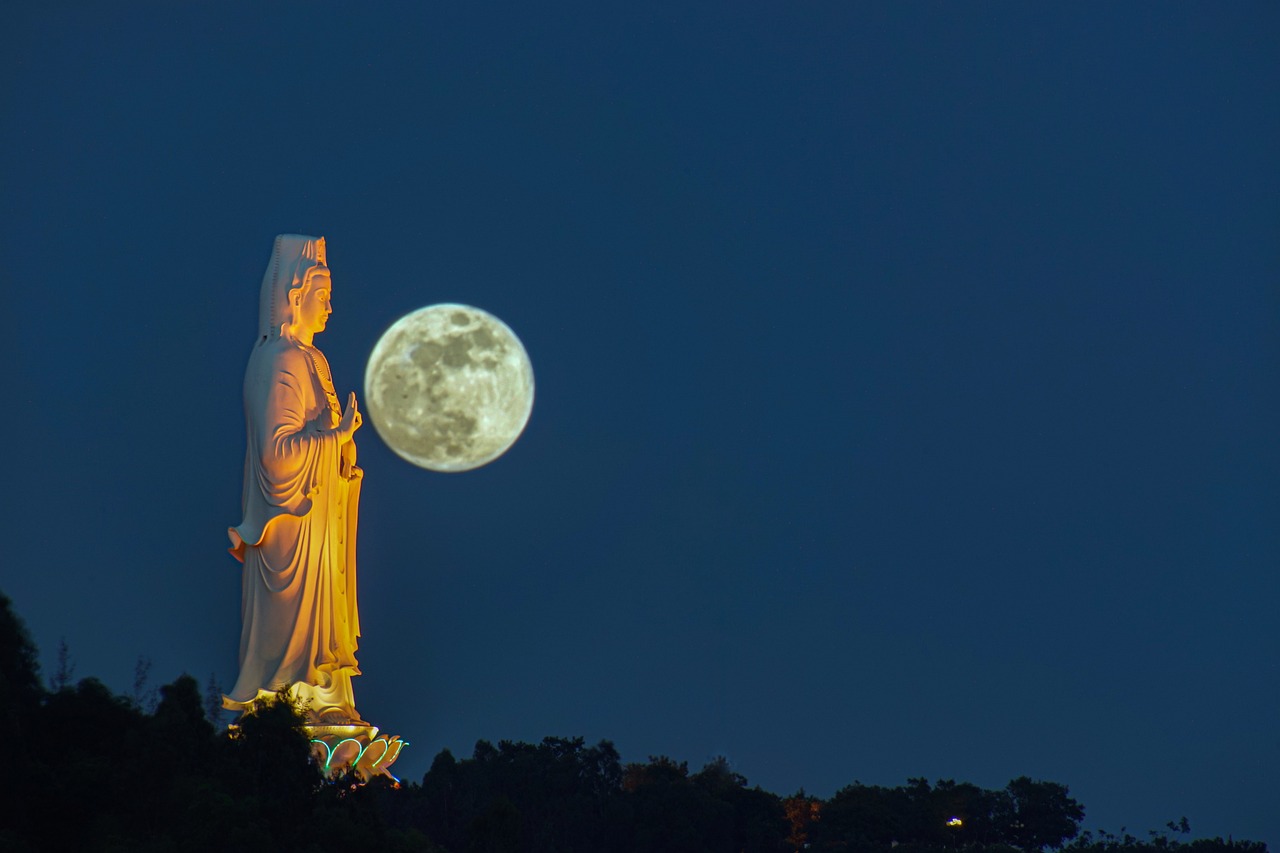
top-left (947, 817), bottom-right (963, 827)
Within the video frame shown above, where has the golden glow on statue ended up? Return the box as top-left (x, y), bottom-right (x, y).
top-left (224, 235), bottom-right (402, 779)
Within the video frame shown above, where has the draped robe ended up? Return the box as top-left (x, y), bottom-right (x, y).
top-left (224, 336), bottom-right (363, 719)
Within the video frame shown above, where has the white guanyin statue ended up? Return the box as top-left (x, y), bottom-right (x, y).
top-left (224, 234), bottom-right (367, 725)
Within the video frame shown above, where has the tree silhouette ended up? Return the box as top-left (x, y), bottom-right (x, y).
top-left (998, 777), bottom-right (1085, 852)
top-left (0, 592), bottom-right (1268, 853)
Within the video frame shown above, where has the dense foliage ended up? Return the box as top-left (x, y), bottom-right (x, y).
top-left (0, 594), bottom-right (1266, 853)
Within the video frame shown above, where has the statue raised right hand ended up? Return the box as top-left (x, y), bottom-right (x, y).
top-left (338, 392), bottom-right (363, 443)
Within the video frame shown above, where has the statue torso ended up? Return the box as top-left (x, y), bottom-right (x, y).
top-left (299, 343), bottom-right (343, 431)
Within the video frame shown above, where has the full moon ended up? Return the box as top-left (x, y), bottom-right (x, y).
top-left (364, 304), bottom-right (534, 472)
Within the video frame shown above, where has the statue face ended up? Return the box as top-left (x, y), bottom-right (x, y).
top-left (296, 269), bottom-right (332, 336)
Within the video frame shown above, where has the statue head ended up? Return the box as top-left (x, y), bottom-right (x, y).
top-left (257, 234), bottom-right (330, 342)
top-left (292, 266), bottom-right (332, 338)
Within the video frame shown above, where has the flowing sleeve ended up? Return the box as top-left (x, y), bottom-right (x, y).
top-left (230, 343), bottom-right (341, 555)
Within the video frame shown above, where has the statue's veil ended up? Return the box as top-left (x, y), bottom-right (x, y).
top-left (257, 234), bottom-right (327, 341)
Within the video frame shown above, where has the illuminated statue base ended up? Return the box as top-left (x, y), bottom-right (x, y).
top-left (309, 723), bottom-right (407, 782)
top-left (225, 687), bottom-right (408, 783)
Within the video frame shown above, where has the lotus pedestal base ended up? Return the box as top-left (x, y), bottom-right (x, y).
top-left (308, 723), bottom-right (406, 782)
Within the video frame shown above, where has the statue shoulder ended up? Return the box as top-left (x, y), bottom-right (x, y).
top-left (250, 338), bottom-right (311, 371)
top-left (244, 339), bottom-right (316, 395)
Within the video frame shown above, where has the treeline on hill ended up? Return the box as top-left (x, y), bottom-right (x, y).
top-left (0, 594), bottom-right (1267, 853)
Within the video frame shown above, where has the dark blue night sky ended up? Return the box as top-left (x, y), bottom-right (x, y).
top-left (4, 3), bottom-right (1277, 846)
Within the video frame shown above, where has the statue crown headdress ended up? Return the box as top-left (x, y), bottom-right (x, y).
top-left (258, 234), bottom-right (328, 341)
